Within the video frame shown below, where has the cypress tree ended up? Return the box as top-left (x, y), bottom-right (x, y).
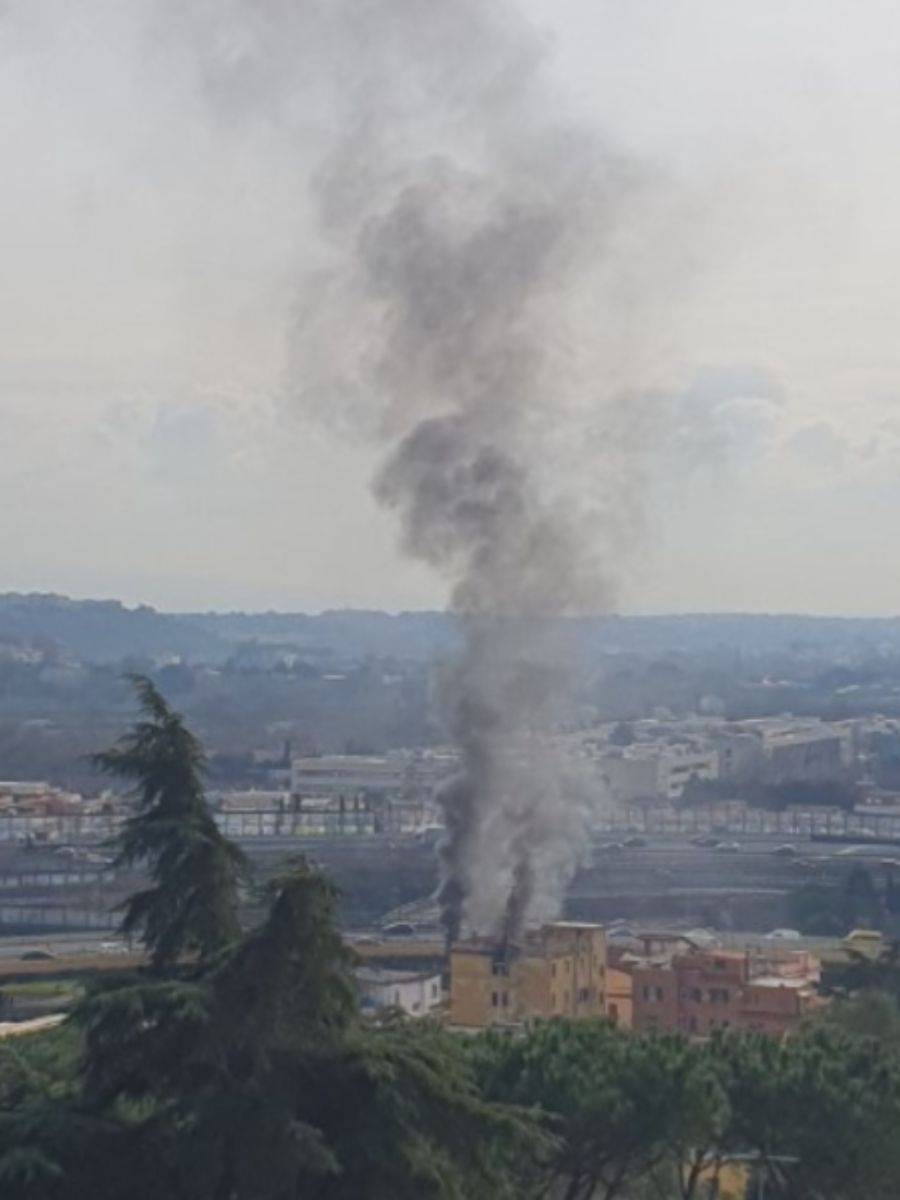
top-left (94, 674), bottom-right (247, 969)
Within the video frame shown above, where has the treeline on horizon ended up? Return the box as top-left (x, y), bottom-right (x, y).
top-left (4, 677), bottom-right (900, 1200)
top-left (7, 594), bottom-right (900, 792)
top-left (4, 591), bottom-right (900, 665)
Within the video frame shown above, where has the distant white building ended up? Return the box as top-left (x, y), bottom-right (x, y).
top-left (290, 751), bottom-right (456, 828)
top-left (598, 746), bottom-right (719, 803)
top-left (356, 967), bottom-right (442, 1018)
top-left (291, 755), bottom-right (405, 799)
top-left (211, 790), bottom-right (291, 813)
top-left (709, 719), bottom-right (853, 786)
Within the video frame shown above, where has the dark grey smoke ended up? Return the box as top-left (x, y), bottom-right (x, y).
top-left (153, 0), bottom-right (684, 941)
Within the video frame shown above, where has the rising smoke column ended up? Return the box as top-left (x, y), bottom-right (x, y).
top-left (160, 0), bottom-right (679, 942)
top-left (305, 2), bottom-right (650, 944)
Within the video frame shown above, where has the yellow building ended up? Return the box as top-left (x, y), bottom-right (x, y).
top-left (604, 966), bottom-right (634, 1030)
top-left (449, 921), bottom-right (606, 1028)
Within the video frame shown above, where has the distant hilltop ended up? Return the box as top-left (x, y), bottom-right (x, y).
top-left (1, 592), bottom-right (900, 665)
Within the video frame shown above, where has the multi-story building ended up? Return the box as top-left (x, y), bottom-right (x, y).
top-left (626, 945), bottom-right (822, 1037)
top-left (290, 750), bottom-right (455, 829)
top-left (291, 755), bottom-right (408, 800)
top-left (604, 965), bottom-right (634, 1029)
top-left (709, 719), bottom-right (854, 787)
top-left (449, 922), bottom-right (606, 1028)
top-left (598, 747), bottom-right (720, 804)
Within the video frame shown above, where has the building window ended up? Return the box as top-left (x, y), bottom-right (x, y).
top-left (501, 991), bottom-right (509, 1008)
top-left (691, 988), bottom-right (702, 1003)
top-left (551, 963), bottom-right (557, 978)
top-left (492, 962), bottom-right (509, 977)
top-left (655, 987), bottom-right (664, 1003)
top-left (609, 1003), bottom-right (619, 1023)
top-left (714, 959), bottom-right (726, 970)
top-left (564, 991), bottom-right (570, 1006)
top-left (431, 982), bottom-right (438, 999)
top-left (642, 985), bottom-right (650, 1002)
top-left (491, 992), bottom-right (499, 1008)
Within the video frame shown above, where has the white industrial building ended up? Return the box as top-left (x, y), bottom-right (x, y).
top-left (598, 746), bottom-right (719, 803)
top-left (709, 719), bottom-right (854, 785)
top-left (356, 967), bottom-right (443, 1018)
top-left (291, 751), bottom-right (455, 800)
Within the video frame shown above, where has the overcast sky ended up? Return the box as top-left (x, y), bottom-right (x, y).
top-left (4, 1), bottom-right (900, 615)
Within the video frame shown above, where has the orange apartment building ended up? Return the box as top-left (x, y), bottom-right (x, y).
top-left (449, 922), bottom-right (606, 1028)
top-left (627, 946), bottom-right (822, 1037)
top-left (605, 965), bottom-right (634, 1029)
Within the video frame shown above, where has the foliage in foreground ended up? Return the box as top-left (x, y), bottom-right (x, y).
top-left (2, 677), bottom-right (900, 1198)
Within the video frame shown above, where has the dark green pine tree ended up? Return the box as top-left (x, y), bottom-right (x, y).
top-left (94, 674), bottom-right (247, 970)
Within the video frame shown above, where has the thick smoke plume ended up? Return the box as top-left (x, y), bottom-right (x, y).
top-left (159, 0), bottom-right (684, 942)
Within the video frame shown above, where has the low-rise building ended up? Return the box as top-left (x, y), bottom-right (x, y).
top-left (449, 922), bottom-right (606, 1029)
top-left (0, 782), bottom-right (82, 816)
top-left (212, 790), bottom-right (291, 813)
top-left (356, 967), bottom-right (443, 1019)
top-left (290, 751), bottom-right (456, 830)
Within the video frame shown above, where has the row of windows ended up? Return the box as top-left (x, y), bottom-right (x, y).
top-left (551, 987), bottom-right (599, 1008)
top-left (643, 985), bottom-right (732, 1005)
top-left (684, 987), bottom-right (731, 1005)
top-left (641, 985), bottom-right (666, 1003)
top-left (550, 958), bottom-right (605, 978)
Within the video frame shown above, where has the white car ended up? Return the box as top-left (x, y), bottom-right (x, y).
top-left (764, 928), bottom-right (802, 941)
top-left (100, 941), bottom-right (130, 955)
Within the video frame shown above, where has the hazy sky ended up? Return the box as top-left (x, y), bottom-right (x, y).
top-left (4, 1), bottom-right (900, 615)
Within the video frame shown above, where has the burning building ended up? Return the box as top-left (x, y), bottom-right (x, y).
top-left (448, 920), bottom-right (606, 1029)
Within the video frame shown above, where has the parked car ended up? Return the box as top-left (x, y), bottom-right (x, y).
top-left (20, 950), bottom-right (56, 962)
top-left (606, 926), bottom-right (636, 941)
top-left (691, 834), bottom-right (720, 848)
top-left (684, 928), bottom-right (718, 947)
top-left (382, 922), bottom-right (416, 938)
top-left (100, 940), bottom-right (130, 955)
top-left (714, 841), bottom-right (740, 854)
top-left (622, 835), bottom-right (647, 848)
top-left (772, 844), bottom-right (799, 857)
top-left (843, 929), bottom-right (883, 950)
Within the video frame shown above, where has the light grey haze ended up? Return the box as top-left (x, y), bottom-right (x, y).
top-left (3, 0), bottom-right (900, 617)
